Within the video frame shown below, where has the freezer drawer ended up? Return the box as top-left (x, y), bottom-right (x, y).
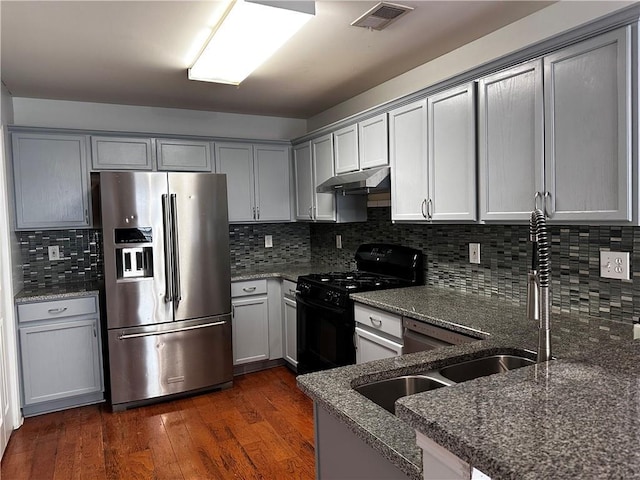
top-left (107, 315), bottom-right (232, 407)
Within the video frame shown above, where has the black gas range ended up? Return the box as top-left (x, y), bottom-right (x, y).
top-left (296, 244), bottom-right (423, 374)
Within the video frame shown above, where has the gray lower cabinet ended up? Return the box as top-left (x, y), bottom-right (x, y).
top-left (12, 132), bottom-right (91, 230)
top-left (282, 279), bottom-right (297, 369)
top-left (17, 294), bottom-right (104, 417)
top-left (91, 136), bottom-right (154, 170)
top-left (156, 138), bottom-right (213, 172)
top-left (231, 280), bottom-right (270, 365)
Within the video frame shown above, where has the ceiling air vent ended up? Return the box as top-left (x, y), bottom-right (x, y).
top-left (351, 2), bottom-right (414, 31)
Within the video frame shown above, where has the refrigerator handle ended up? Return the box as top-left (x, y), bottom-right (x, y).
top-left (162, 194), bottom-right (173, 303)
top-left (170, 193), bottom-right (182, 302)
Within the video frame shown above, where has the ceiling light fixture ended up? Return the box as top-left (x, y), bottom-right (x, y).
top-left (188, 0), bottom-right (315, 85)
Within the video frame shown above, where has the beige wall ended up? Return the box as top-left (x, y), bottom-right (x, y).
top-left (307, 1), bottom-right (636, 132)
top-left (12, 97), bottom-right (307, 142)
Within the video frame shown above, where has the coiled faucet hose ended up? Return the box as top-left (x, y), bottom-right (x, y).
top-left (530, 209), bottom-right (550, 288)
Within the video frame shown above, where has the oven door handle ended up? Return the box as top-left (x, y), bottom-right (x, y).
top-left (295, 294), bottom-right (346, 315)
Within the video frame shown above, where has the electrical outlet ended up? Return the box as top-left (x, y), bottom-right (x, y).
top-left (48, 245), bottom-right (60, 261)
top-left (264, 235), bottom-right (273, 248)
top-left (600, 251), bottom-right (630, 280)
top-left (469, 243), bottom-right (480, 264)
top-left (336, 235), bottom-right (342, 249)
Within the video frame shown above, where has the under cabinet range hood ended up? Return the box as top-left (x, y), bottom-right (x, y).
top-left (316, 166), bottom-right (390, 195)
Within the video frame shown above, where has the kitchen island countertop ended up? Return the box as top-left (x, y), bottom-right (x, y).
top-left (297, 285), bottom-right (640, 480)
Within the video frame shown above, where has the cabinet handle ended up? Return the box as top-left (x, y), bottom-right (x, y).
top-left (544, 191), bottom-right (553, 218)
top-left (242, 286), bottom-right (257, 293)
top-left (427, 198), bottom-right (433, 219)
top-left (252, 207), bottom-right (256, 220)
top-left (232, 305), bottom-right (235, 318)
top-left (85, 209), bottom-right (89, 224)
top-left (534, 192), bottom-right (542, 210)
top-left (289, 289), bottom-right (296, 296)
top-left (308, 206), bottom-right (313, 219)
top-left (47, 307), bottom-right (68, 315)
top-left (421, 199), bottom-right (427, 218)
top-left (369, 316), bottom-right (382, 327)
top-left (256, 206), bottom-right (260, 220)
top-left (93, 327), bottom-right (97, 337)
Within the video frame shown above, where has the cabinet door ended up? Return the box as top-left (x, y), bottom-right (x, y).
top-left (359, 113), bottom-right (388, 169)
top-left (544, 27), bottom-right (631, 222)
top-left (12, 133), bottom-right (91, 229)
top-left (293, 142), bottom-right (314, 221)
top-left (478, 60), bottom-right (544, 222)
top-left (312, 134), bottom-right (337, 221)
top-left (389, 100), bottom-right (429, 221)
top-left (232, 296), bottom-right (269, 365)
top-left (91, 136), bottom-right (153, 170)
top-left (283, 296), bottom-right (297, 367)
top-left (157, 139), bottom-right (212, 172)
top-left (333, 124), bottom-right (359, 174)
top-left (253, 144), bottom-right (291, 222)
top-left (215, 143), bottom-right (256, 222)
top-left (20, 318), bottom-right (102, 405)
top-left (355, 327), bottom-right (402, 364)
top-left (428, 83), bottom-right (477, 221)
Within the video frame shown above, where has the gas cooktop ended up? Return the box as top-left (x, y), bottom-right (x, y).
top-left (301, 271), bottom-right (412, 292)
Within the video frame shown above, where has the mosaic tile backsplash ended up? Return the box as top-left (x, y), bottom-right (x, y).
top-left (310, 207), bottom-right (640, 324)
top-left (18, 229), bottom-right (104, 288)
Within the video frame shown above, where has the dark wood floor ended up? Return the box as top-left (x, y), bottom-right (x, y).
top-left (0, 366), bottom-right (315, 480)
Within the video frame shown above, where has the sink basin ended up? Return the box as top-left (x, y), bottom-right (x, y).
top-left (354, 376), bottom-right (448, 414)
top-left (439, 354), bottom-right (535, 383)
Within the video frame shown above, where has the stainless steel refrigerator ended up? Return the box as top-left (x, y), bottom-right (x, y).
top-left (99, 171), bottom-right (232, 410)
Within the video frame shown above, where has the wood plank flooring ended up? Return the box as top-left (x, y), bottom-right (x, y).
top-left (0, 366), bottom-right (315, 480)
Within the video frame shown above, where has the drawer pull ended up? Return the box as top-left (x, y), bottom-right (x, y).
top-left (242, 286), bottom-right (257, 293)
top-left (47, 307), bottom-right (68, 315)
top-left (289, 289), bottom-right (297, 296)
top-left (369, 316), bottom-right (382, 327)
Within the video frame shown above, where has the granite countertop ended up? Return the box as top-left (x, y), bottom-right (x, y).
top-left (296, 285), bottom-right (640, 480)
top-left (230, 262), bottom-right (348, 283)
top-left (15, 281), bottom-right (103, 303)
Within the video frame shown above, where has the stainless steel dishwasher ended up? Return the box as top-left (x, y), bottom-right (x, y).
top-left (402, 317), bottom-right (477, 353)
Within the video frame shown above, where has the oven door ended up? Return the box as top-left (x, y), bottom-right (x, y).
top-left (296, 294), bottom-right (356, 374)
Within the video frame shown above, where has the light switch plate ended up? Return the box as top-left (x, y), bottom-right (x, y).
top-left (600, 251), bottom-right (630, 280)
top-left (469, 243), bottom-right (480, 264)
top-left (264, 235), bottom-right (273, 248)
top-left (48, 245), bottom-right (60, 261)
top-left (336, 235), bottom-right (342, 249)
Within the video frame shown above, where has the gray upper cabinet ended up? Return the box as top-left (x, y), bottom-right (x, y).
top-left (428, 82), bottom-right (476, 221)
top-left (359, 113), bottom-right (388, 170)
top-left (216, 142), bottom-right (291, 223)
top-left (12, 132), bottom-right (91, 230)
top-left (91, 136), bottom-right (154, 170)
top-left (389, 99), bottom-right (428, 222)
top-left (333, 124), bottom-right (359, 174)
top-left (294, 142), bottom-right (314, 221)
top-left (156, 138), bottom-right (213, 172)
top-left (253, 144), bottom-right (291, 222)
top-left (312, 134), bottom-right (337, 221)
top-left (479, 60), bottom-right (544, 222)
top-left (544, 27), bottom-right (631, 223)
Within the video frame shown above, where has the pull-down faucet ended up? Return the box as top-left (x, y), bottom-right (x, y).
top-left (527, 209), bottom-right (551, 363)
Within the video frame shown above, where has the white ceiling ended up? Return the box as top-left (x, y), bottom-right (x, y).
top-left (1, 1), bottom-right (552, 119)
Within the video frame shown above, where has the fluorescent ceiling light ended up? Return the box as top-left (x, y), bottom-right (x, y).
top-left (189, 1), bottom-right (315, 85)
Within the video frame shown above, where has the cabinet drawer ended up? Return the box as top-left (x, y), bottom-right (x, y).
top-left (231, 279), bottom-right (267, 298)
top-left (18, 296), bottom-right (98, 323)
top-left (282, 280), bottom-right (297, 299)
top-left (354, 303), bottom-right (402, 339)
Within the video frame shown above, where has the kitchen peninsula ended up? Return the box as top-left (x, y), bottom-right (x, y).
top-left (298, 286), bottom-right (640, 480)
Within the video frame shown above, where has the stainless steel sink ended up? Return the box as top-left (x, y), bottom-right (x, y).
top-left (438, 354), bottom-right (535, 383)
top-left (354, 375), bottom-right (448, 414)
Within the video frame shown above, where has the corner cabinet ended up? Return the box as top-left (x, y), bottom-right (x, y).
top-left (479, 27), bottom-right (632, 223)
top-left (216, 142), bottom-right (291, 223)
top-left (12, 132), bottom-right (92, 230)
top-left (17, 294), bottom-right (104, 417)
top-left (390, 83), bottom-right (476, 222)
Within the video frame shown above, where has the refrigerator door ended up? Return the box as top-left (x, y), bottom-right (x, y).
top-left (107, 315), bottom-right (233, 407)
top-left (101, 172), bottom-right (173, 329)
top-left (168, 173), bottom-right (231, 321)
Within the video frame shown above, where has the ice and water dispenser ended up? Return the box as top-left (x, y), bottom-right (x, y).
top-left (114, 227), bottom-right (154, 279)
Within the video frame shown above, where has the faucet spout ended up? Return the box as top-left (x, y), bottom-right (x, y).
top-left (529, 209), bottom-right (551, 363)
